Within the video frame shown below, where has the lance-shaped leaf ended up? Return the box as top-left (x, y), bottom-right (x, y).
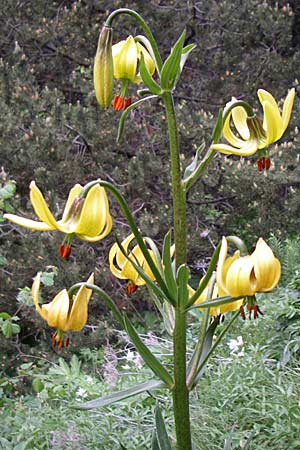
top-left (211, 108), bottom-right (223, 144)
top-left (124, 315), bottom-right (174, 388)
top-left (162, 231), bottom-right (177, 300)
top-left (183, 146), bottom-right (216, 192)
top-left (177, 264), bottom-right (190, 307)
top-left (140, 54), bottom-right (162, 95)
top-left (152, 432), bottom-right (160, 450)
top-left (189, 294), bottom-right (244, 311)
top-left (160, 30), bottom-right (186, 91)
top-left (173, 43), bottom-right (196, 87)
top-left (77, 379), bottom-right (165, 409)
top-left (154, 403), bottom-right (173, 450)
top-left (183, 142), bottom-right (205, 180)
top-left (117, 95), bottom-right (158, 143)
top-left (186, 242), bottom-right (221, 308)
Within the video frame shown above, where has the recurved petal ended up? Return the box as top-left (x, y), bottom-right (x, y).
top-left (223, 114), bottom-right (247, 148)
top-left (260, 99), bottom-right (283, 143)
top-left (216, 237), bottom-right (230, 295)
top-left (30, 181), bottom-right (58, 229)
top-left (109, 242), bottom-right (128, 279)
top-left (218, 298), bottom-right (244, 316)
top-left (31, 272), bottom-right (48, 321)
top-left (3, 214), bottom-right (54, 231)
top-left (67, 273), bottom-right (94, 331)
top-left (281, 88), bottom-right (295, 133)
top-left (232, 106), bottom-right (250, 140)
top-left (212, 138), bottom-right (258, 156)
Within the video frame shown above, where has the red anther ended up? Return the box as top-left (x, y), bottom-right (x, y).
top-left (59, 244), bottom-right (71, 259)
top-left (265, 158), bottom-right (271, 170)
top-left (239, 305), bottom-right (246, 320)
top-left (57, 340), bottom-right (63, 350)
top-left (113, 95), bottom-right (125, 111)
top-left (124, 97), bottom-right (132, 109)
top-left (65, 336), bottom-right (70, 347)
top-left (257, 159), bottom-right (263, 171)
top-left (125, 280), bottom-right (138, 295)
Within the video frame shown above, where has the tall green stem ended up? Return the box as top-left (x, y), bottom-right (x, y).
top-left (162, 91), bottom-right (192, 450)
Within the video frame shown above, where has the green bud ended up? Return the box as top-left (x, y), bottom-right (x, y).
top-left (94, 25), bottom-right (114, 108)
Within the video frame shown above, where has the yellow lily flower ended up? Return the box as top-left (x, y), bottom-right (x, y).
top-left (216, 237), bottom-right (281, 298)
top-left (112, 35), bottom-right (155, 83)
top-left (32, 273), bottom-right (94, 348)
top-left (109, 233), bottom-right (156, 289)
top-left (212, 88), bottom-right (295, 156)
top-left (111, 35), bottom-right (155, 111)
top-left (4, 181), bottom-right (112, 244)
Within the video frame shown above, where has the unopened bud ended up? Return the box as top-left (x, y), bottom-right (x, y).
top-left (94, 25), bottom-right (114, 108)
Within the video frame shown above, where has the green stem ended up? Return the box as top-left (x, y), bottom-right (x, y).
top-left (105, 8), bottom-right (163, 73)
top-left (162, 92), bottom-right (187, 269)
top-left (162, 91), bottom-right (191, 449)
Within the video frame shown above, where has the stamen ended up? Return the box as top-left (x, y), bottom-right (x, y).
top-left (125, 280), bottom-right (138, 295)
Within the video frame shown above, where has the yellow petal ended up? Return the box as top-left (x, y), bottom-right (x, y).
top-left (232, 106), bottom-right (250, 140)
top-left (216, 237), bottom-right (230, 295)
top-left (3, 214), bottom-right (54, 231)
top-left (77, 213), bottom-right (112, 242)
top-left (31, 272), bottom-right (47, 321)
top-left (74, 185), bottom-right (110, 237)
top-left (29, 181), bottom-right (58, 229)
top-left (225, 255), bottom-right (257, 297)
top-left (218, 299), bottom-right (244, 315)
top-left (113, 36), bottom-right (137, 82)
top-left (61, 184), bottom-right (83, 222)
top-left (109, 241), bottom-right (129, 279)
top-left (252, 238), bottom-right (281, 291)
top-left (260, 100), bottom-right (283, 143)
top-left (67, 273), bottom-right (94, 331)
top-left (223, 114), bottom-right (247, 148)
top-left (281, 88), bottom-right (295, 133)
top-left (212, 138), bottom-right (258, 156)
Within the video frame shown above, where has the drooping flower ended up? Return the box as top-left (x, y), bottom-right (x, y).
top-left (32, 272), bottom-right (94, 348)
top-left (212, 88), bottom-right (295, 163)
top-left (216, 236), bottom-right (281, 298)
top-left (4, 181), bottom-right (112, 256)
top-left (111, 35), bottom-right (155, 110)
top-left (109, 233), bottom-right (156, 292)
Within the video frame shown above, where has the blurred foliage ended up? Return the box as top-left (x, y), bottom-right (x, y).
top-left (0, 0), bottom-right (300, 354)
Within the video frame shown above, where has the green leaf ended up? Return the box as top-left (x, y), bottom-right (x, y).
top-left (212, 108), bottom-right (223, 144)
top-left (183, 143), bottom-right (205, 180)
top-left (177, 264), bottom-right (190, 307)
top-left (0, 255), bottom-right (7, 266)
top-left (187, 242), bottom-right (221, 308)
top-left (0, 312), bottom-right (11, 320)
top-left (1, 320), bottom-right (13, 338)
top-left (77, 379), bottom-right (166, 409)
top-left (32, 378), bottom-right (44, 393)
top-left (152, 431), bottom-right (160, 450)
top-left (124, 315), bottom-right (173, 387)
top-left (193, 316), bottom-right (219, 381)
top-left (162, 231), bottom-right (177, 301)
top-left (117, 95), bottom-right (158, 143)
top-left (191, 294), bottom-right (243, 310)
top-left (160, 30), bottom-right (186, 90)
top-left (140, 54), bottom-right (162, 95)
top-left (0, 181), bottom-right (16, 200)
top-left (17, 287), bottom-right (32, 305)
top-left (155, 403), bottom-right (173, 450)
top-left (40, 268), bottom-right (57, 287)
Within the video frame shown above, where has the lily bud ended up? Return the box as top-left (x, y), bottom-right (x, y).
top-left (94, 25), bottom-right (114, 108)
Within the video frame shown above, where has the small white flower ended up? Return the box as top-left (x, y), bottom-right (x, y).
top-left (227, 336), bottom-right (244, 356)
